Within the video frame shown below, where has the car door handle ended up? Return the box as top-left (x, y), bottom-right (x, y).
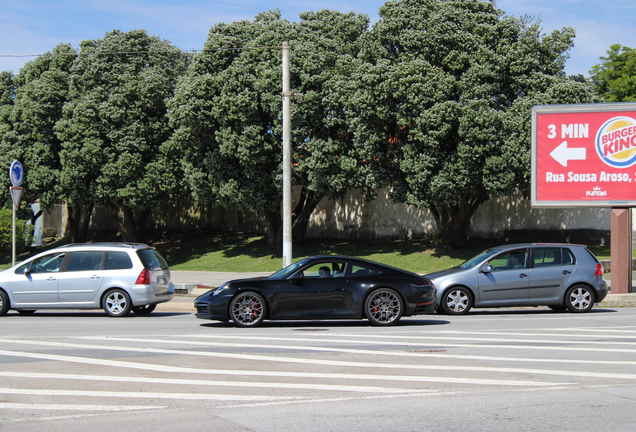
top-left (562, 270), bottom-right (571, 275)
top-left (91, 275), bottom-right (101, 280)
top-left (519, 273), bottom-right (528, 278)
top-left (46, 277), bottom-right (56, 282)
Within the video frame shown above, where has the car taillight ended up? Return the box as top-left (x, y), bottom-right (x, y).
top-left (136, 269), bottom-right (150, 285)
top-left (595, 263), bottom-right (604, 276)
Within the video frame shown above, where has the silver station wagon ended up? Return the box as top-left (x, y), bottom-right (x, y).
top-left (426, 243), bottom-right (608, 314)
top-left (0, 243), bottom-right (174, 317)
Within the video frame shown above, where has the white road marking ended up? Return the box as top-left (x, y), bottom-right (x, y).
top-left (79, 333), bottom-right (636, 358)
top-left (0, 388), bottom-right (302, 401)
top-left (436, 330), bottom-right (636, 339)
top-left (0, 371), bottom-right (433, 394)
top-left (179, 332), bottom-right (636, 347)
top-left (0, 402), bottom-right (166, 411)
top-left (0, 349), bottom-right (557, 387)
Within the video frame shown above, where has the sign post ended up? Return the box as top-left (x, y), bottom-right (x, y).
top-left (532, 102), bottom-right (636, 293)
top-left (9, 160), bottom-right (23, 267)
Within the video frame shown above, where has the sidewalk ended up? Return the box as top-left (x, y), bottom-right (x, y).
top-left (159, 270), bottom-right (636, 313)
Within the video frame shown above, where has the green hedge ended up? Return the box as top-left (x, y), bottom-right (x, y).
top-left (0, 208), bottom-right (33, 252)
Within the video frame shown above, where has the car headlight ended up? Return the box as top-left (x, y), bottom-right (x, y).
top-left (212, 284), bottom-right (229, 296)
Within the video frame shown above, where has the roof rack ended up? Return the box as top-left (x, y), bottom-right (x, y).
top-left (57, 242), bottom-right (149, 249)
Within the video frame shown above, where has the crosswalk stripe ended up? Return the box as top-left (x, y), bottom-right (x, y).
top-left (0, 388), bottom-right (302, 401)
top-left (0, 349), bottom-right (559, 387)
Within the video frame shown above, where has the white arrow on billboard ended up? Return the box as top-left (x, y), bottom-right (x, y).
top-left (550, 141), bottom-right (586, 167)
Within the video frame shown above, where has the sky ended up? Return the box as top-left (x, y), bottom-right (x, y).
top-left (0, 0), bottom-right (634, 77)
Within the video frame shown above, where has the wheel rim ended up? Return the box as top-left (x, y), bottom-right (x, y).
top-left (232, 294), bottom-right (264, 325)
top-left (569, 287), bottom-right (591, 310)
top-left (367, 291), bottom-right (401, 324)
top-left (446, 289), bottom-right (469, 313)
top-left (106, 292), bottom-right (128, 315)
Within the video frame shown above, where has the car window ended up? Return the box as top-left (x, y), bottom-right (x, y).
top-left (269, 259), bottom-right (309, 280)
top-left (104, 251), bottom-right (133, 270)
top-left (458, 248), bottom-right (501, 269)
top-left (488, 249), bottom-right (528, 272)
top-left (349, 263), bottom-right (380, 277)
top-left (533, 247), bottom-right (563, 267)
top-left (563, 249), bottom-right (575, 266)
top-left (137, 249), bottom-right (168, 270)
top-left (67, 251), bottom-right (103, 272)
top-left (301, 262), bottom-right (347, 279)
top-left (23, 252), bottom-right (66, 274)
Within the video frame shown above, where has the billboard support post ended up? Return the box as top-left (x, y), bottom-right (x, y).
top-left (610, 208), bottom-right (632, 294)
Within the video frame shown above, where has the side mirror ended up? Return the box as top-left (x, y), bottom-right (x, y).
top-left (481, 264), bottom-right (493, 274)
top-left (23, 267), bottom-right (30, 276)
top-left (289, 272), bottom-right (304, 284)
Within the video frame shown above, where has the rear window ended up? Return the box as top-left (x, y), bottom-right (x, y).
top-left (105, 251), bottom-right (133, 270)
top-left (137, 249), bottom-right (169, 270)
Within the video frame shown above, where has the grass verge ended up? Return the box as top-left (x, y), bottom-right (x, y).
top-left (0, 229), bottom-right (614, 274)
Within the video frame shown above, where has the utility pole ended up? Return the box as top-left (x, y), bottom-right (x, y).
top-left (282, 41), bottom-right (292, 268)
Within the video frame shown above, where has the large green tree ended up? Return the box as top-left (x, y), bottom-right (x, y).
top-left (0, 45), bottom-right (76, 229)
top-left (590, 44), bottom-right (636, 102)
top-left (0, 71), bottom-right (16, 200)
top-left (168, 10), bottom-right (370, 247)
top-left (55, 30), bottom-right (187, 242)
top-left (330, 0), bottom-right (600, 247)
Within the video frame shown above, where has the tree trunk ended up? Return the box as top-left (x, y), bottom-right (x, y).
top-left (79, 204), bottom-right (94, 242)
top-left (116, 206), bottom-right (151, 243)
top-left (266, 211), bottom-right (280, 250)
top-left (65, 204), bottom-right (93, 243)
top-left (430, 194), bottom-right (484, 248)
top-left (292, 188), bottom-right (323, 245)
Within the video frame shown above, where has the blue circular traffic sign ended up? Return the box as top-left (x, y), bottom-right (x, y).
top-left (9, 160), bottom-right (23, 187)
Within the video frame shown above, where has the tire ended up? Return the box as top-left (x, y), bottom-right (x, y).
top-left (548, 305), bottom-right (567, 312)
top-left (132, 304), bottom-right (157, 315)
top-left (442, 287), bottom-right (473, 315)
top-left (229, 292), bottom-right (266, 327)
top-left (565, 285), bottom-right (595, 313)
top-left (0, 290), bottom-right (9, 316)
top-left (17, 310), bottom-right (36, 315)
top-left (364, 288), bottom-right (403, 326)
top-left (102, 289), bottom-right (132, 317)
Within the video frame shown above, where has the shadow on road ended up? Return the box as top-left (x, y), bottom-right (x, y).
top-left (200, 318), bottom-right (450, 329)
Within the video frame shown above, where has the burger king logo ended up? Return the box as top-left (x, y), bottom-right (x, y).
top-left (595, 116), bottom-right (636, 168)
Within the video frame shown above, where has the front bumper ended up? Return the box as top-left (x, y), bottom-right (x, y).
top-left (194, 291), bottom-right (231, 321)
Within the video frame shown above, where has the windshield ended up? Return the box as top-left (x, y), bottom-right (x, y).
top-left (268, 258), bottom-right (311, 280)
top-left (456, 248), bottom-right (501, 269)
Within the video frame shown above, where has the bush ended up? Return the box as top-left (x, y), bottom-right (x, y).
top-left (0, 208), bottom-right (31, 252)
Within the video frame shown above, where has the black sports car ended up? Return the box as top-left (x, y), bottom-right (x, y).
top-left (194, 256), bottom-right (437, 327)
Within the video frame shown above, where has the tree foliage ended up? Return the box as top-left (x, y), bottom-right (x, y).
top-left (0, 45), bottom-right (77, 232)
top-left (168, 10), bottom-right (370, 246)
top-left (0, 1), bottom-right (605, 249)
top-left (330, 0), bottom-right (600, 247)
top-left (590, 44), bottom-right (636, 102)
top-left (55, 30), bottom-right (187, 241)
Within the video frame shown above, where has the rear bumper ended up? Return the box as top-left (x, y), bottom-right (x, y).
top-left (596, 280), bottom-right (609, 303)
top-left (130, 282), bottom-right (174, 306)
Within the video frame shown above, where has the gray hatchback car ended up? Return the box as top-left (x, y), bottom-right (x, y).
top-left (0, 243), bottom-right (174, 317)
top-left (426, 243), bottom-right (608, 314)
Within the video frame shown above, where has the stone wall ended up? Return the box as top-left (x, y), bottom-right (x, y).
top-left (39, 188), bottom-right (619, 243)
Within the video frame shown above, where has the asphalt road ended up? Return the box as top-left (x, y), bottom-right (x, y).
top-left (2, 306), bottom-right (636, 431)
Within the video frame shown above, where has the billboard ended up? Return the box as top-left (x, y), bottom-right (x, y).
top-left (531, 102), bottom-right (636, 207)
